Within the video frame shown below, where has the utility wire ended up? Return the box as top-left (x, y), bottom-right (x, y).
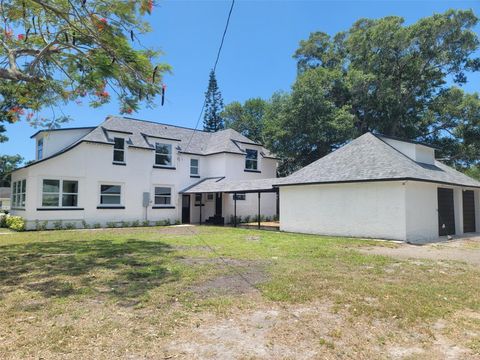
top-left (184, 0), bottom-right (235, 153)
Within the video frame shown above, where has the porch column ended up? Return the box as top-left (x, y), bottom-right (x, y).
top-left (234, 192), bottom-right (237, 227)
top-left (258, 192), bottom-right (261, 229)
top-left (199, 193), bottom-right (202, 225)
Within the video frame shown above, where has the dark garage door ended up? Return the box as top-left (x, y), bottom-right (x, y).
top-left (438, 188), bottom-right (455, 236)
top-left (463, 190), bottom-right (476, 233)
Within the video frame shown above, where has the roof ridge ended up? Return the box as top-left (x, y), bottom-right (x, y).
top-left (108, 115), bottom-right (213, 133)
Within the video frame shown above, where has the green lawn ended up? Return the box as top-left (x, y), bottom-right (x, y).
top-left (0, 226), bottom-right (479, 359)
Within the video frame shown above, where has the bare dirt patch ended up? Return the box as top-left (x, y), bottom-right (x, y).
top-left (357, 237), bottom-right (480, 266)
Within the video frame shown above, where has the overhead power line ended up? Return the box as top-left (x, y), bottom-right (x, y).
top-left (184, 0), bottom-right (235, 152)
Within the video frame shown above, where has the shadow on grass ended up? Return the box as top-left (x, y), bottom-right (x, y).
top-left (0, 239), bottom-right (177, 305)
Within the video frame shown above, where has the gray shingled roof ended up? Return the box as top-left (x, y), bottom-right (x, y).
top-left (275, 132), bottom-right (480, 188)
top-left (180, 177), bottom-right (279, 194)
top-left (82, 116), bottom-right (276, 158)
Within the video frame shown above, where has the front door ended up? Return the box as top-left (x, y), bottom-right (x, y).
top-left (215, 192), bottom-right (222, 216)
top-left (182, 195), bottom-right (190, 224)
top-left (438, 188), bottom-right (455, 236)
top-left (463, 190), bottom-right (476, 233)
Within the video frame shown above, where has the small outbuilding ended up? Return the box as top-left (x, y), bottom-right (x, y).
top-left (275, 132), bottom-right (480, 243)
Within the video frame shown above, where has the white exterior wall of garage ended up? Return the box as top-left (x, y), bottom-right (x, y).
top-left (11, 124), bottom-right (278, 229)
top-left (279, 180), bottom-right (480, 243)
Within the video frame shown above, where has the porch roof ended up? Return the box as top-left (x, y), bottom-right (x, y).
top-left (180, 177), bottom-right (278, 194)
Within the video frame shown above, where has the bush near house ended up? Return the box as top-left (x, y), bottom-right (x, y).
top-left (5, 216), bottom-right (25, 231)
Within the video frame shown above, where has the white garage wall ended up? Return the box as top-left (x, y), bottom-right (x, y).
top-left (404, 182), bottom-right (438, 243)
top-left (279, 181), bottom-right (407, 241)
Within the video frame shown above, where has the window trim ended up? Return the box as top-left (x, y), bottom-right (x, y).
top-left (233, 193), bottom-right (246, 201)
top-left (190, 158), bottom-right (199, 176)
top-left (113, 137), bottom-right (126, 164)
top-left (99, 183), bottom-right (123, 207)
top-left (37, 138), bottom-right (43, 160)
top-left (12, 179), bottom-right (26, 209)
top-left (245, 149), bottom-right (259, 171)
top-left (41, 179), bottom-right (79, 208)
top-left (154, 142), bottom-right (173, 167)
top-left (153, 185), bottom-right (173, 208)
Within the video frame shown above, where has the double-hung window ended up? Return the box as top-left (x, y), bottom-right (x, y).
top-left (12, 179), bottom-right (26, 208)
top-left (195, 193), bottom-right (202, 206)
top-left (154, 186), bottom-right (172, 206)
top-left (233, 193), bottom-right (246, 201)
top-left (37, 138), bottom-right (43, 160)
top-left (190, 159), bottom-right (199, 176)
top-left (245, 149), bottom-right (258, 170)
top-left (42, 179), bottom-right (78, 207)
top-left (113, 137), bottom-right (125, 163)
top-left (100, 185), bottom-right (121, 205)
top-left (155, 143), bottom-right (172, 167)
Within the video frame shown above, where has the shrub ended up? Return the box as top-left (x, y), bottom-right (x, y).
top-left (243, 215), bottom-right (250, 224)
top-left (93, 223), bottom-right (101, 229)
top-left (174, 219), bottom-right (181, 225)
top-left (155, 220), bottom-right (163, 226)
top-left (142, 220), bottom-right (150, 227)
top-left (35, 220), bottom-right (48, 231)
top-left (64, 222), bottom-right (76, 230)
top-left (6, 216), bottom-right (25, 231)
top-left (131, 220), bottom-right (140, 227)
top-left (106, 221), bottom-right (116, 228)
top-left (82, 220), bottom-right (89, 229)
top-left (164, 219), bottom-right (171, 226)
top-left (120, 221), bottom-right (130, 228)
top-left (273, 214), bottom-right (279, 221)
top-left (53, 220), bottom-right (63, 230)
top-left (0, 213), bottom-right (7, 228)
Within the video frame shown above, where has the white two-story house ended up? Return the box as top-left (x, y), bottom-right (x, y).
top-left (10, 116), bottom-right (278, 229)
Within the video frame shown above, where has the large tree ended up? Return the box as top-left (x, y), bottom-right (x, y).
top-left (0, 154), bottom-right (23, 186)
top-left (222, 98), bottom-right (267, 143)
top-left (262, 9), bottom-right (480, 175)
top-left (203, 70), bottom-right (224, 132)
top-left (0, 0), bottom-right (170, 141)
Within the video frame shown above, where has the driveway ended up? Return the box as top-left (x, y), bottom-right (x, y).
top-left (358, 236), bottom-right (480, 266)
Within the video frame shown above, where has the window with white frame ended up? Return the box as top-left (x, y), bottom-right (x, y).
top-left (245, 149), bottom-right (258, 170)
top-left (100, 184), bottom-right (121, 205)
top-left (12, 179), bottom-right (26, 208)
top-left (155, 143), bottom-right (172, 166)
top-left (206, 193), bottom-right (214, 201)
top-left (190, 159), bottom-right (199, 176)
top-left (154, 186), bottom-right (172, 206)
top-left (195, 193), bottom-right (202, 206)
top-left (37, 138), bottom-right (43, 160)
top-left (42, 179), bottom-right (78, 207)
top-left (113, 137), bottom-right (125, 163)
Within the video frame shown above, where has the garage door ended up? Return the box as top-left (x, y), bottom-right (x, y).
top-left (438, 188), bottom-right (455, 236)
top-left (463, 190), bottom-right (476, 233)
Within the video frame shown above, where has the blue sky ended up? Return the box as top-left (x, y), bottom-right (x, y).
top-left (1, 0), bottom-right (479, 161)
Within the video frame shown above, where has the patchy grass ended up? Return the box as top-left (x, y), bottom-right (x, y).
top-left (0, 226), bottom-right (479, 359)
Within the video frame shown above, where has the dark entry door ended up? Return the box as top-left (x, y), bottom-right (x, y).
top-left (438, 188), bottom-right (455, 236)
top-left (182, 195), bottom-right (190, 224)
top-left (463, 190), bottom-right (476, 233)
top-left (215, 192), bottom-right (222, 216)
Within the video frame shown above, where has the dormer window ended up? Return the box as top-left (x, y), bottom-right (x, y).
top-left (190, 159), bottom-right (199, 177)
top-left (37, 138), bottom-right (43, 160)
top-left (245, 149), bottom-right (258, 170)
top-left (113, 137), bottom-right (125, 163)
top-left (155, 143), bottom-right (172, 167)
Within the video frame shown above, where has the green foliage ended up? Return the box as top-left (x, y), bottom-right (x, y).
top-left (81, 220), bottom-right (89, 229)
top-left (465, 166), bottom-right (480, 181)
top-left (106, 221), bottom-right (116, 228)
top-left (0, 213), bottom-right (7, 227)
top-left (203, 70), bottom-right (224, 132)
top-left (53, 220), bottom-right (63, 230)
top-left (0, 154), bottom-right (23, 185)
top-left (222, 98), bottom-right (267, 143)
top-left (92, 223), bottom-right (101, 229)
top-left (131, 220), bottom-right (140, 227)
top-left (120, 221), bottom-right (131, 228)
top-left (5, 215), bottom-right (25, 231)
top-left (64, 222), bottom-right (76, 230)
top-left (142, 220), bottom-right (150, 227)
top-left (0, 0), bottom-right (170, 135)
top-left (35, 219), bottom-right (48, 231)
top-left (174, 220), bottom-right (180, 225)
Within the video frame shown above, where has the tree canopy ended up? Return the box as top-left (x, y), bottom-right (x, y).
top-left (0, 0), bottom-right (170, 141)
top-left (222, 98), bottom-right (267, 143)
top-left (226, 10), bottom-right (480, 176)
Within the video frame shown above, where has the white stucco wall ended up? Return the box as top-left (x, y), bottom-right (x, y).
top-left (35, 128), bottom-right (93, 160)
top-left (404, 181), bottom-right (438, 243)
top-left (382, 138), bottom-right (435, 164)
top-left (279, 181), bottom-right (407, 241)
top-left (11, 137), bottom-right (278, 229)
